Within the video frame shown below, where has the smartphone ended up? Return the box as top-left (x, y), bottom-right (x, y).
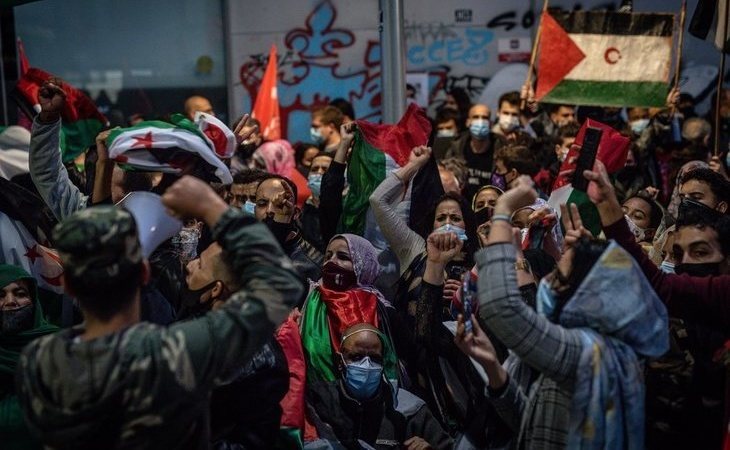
top-left (571, 127), bottom-right (602, 191)
top-left (447, 265), bottom-right (466, 281)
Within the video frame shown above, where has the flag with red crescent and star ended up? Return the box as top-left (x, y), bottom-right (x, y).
top-left (535, 10), bottom-right (675, 107)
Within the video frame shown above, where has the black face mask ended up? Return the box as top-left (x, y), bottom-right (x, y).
top-left (1, 304), bottom-right (34, 334)
top-left (474, 206), bottom-right (493, 226)
top-left (180, 281), bottom-right (219, 314)
top-left (321, 261), bottom-right (358, 291)
top-left (615, 166), bottom-right (639, 183)
top-left (674, 262), bottom-right (722, 277)
top-left (263, 217), bottom-right (295, 244)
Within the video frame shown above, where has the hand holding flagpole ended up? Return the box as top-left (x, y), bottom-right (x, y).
top-left (521, 0), bottom-right (549, 111)
top-left (670, 0), bottom-right (687, 117)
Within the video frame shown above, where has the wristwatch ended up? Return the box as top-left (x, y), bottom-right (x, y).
top-left (514, 259), bottom-right (531, 273)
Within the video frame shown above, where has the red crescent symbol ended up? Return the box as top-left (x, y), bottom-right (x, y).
top-left (40, 274), bottom-right (63, 287)
top-left (604, 47), bottom-right (621, 64)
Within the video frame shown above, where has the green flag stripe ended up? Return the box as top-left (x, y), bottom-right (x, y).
top-left (541, 80), bottom-right (667, 107)
top-left (339, 132), bottom-right (387, 235)
top-left (59, 118), bottom-right (105, 163)
top-left (567, 189), bottom-right (602, 237)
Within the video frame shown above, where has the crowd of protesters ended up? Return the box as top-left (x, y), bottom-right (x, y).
top-left (0, 68), bottom-right (729, 450)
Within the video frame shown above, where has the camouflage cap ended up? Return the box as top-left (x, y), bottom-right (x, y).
top-left (52, 206), bottom-right (143, 278)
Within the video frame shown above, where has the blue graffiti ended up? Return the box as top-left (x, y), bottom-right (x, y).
top-left (407, 27), bottom-right (494, 67)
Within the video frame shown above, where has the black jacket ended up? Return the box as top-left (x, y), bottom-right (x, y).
top-left (210, 339), bottom-right (289, 449)
top-left (307, 380), bottom-right (452, 450)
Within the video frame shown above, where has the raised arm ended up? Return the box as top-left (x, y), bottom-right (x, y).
top-left (585, 161), bottom-right (730, 328)
top-left (162, 176), bottom-right (302, 391)
top-left (477, 177), bottom-right (584, 385)
top-left (369, 146), bottom-right (430, 271)
top-left (29, 81), bottom-right (88, 220)
top-left (319, 123), bottom-right (354, 243)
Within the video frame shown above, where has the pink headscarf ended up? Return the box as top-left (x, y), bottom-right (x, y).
top-left (252, 139), bottom-right (295, 176)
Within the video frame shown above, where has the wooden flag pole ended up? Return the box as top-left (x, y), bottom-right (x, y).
top-left (673, 0), bottom-right (687, 91)
top-left (521, 0), bottom-right (549, 110)
top-left (669, 0), bottom-right (687, 121)
top-left (714, 2), bottom-right (730, 156)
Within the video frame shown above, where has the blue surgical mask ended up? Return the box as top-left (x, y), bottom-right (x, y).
top-left (308, 173), bottom-right (323, 198)
top-left (537, 278), bottom-right (557, 320)
top-left (242, 200), bottom-right (256, 217)
top-left (659, 260), bottom-right (675, 274)
top-left (437, 129), bottom-right (456, 138)
top-left (310, 127), bottom-right (324, 145)
top-left (630, 118), bottom-right (650, 135)
top-left (434, 223), bottom-right (468, 241)
top-left (469, 119), bottom-right (490, 139)
top-left (343, 356), bottom-right (383, 400)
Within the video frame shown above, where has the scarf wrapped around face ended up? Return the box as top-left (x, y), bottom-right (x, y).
top-left (555, 242), bottom-right (669, 450)
top-left (0, 264), bottom-right (58, 376)
top-left (300, 234), bottom-right (397, 383)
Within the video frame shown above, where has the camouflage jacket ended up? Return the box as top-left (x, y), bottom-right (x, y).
top-left (15, 210), bottom-right (303, 449)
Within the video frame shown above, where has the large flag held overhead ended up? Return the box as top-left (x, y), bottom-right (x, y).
top-left (106, 114), bottom-right (233, 184)
top-left (339, 103), bottom-right (432, 235)
top-left (252, 44), bottom-right (281, 140)
top-left (536, 10), bottom-right (674, 107)
top-left (12, 68), bottom-right (108, 163)
top-left (548, 119), bottom-right (631, 236)
top-left (689, 0), bottom-right (730, 53)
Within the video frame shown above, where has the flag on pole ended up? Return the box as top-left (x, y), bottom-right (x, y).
top-left (12, 68), bottom-right (108, 163)
top-left (252, 44), bottom-right (281, 140)
top-left (106, 114), bottom-right (233, 184)
top-left (536, 10), bottom-right (674, 107)
top-left (689, 0), bottom-right (730, 53)
top-left (339, 103), bottom-right (432, 235)
top-left (16, 38), bottom-right (29, 76)
top-left (548, 119), bottom-right (631, 236)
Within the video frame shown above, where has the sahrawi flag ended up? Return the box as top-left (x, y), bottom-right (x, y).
top-left (536, 10), bottom-right (674, 107)
top-left (107, 113), bottom-right (233, 184)
top-left (340, 103), bottom-right (433, 235)
top-left (13, 68), bottom-right (108, 163)
top-left (547, 118), bottom-right (630, 236)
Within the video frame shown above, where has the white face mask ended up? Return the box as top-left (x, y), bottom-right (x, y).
top-left (557, 146), bottom-right (570, 162)
top-left (624, 215), bottom-right (646, 242)
top-left (437, 129), bottom-right (456, 138)
top-left (499, 114), bottom-right (520, 132)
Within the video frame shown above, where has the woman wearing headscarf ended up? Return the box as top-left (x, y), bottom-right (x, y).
top-left (0, 264), bottom-right (58, 449)
top-left (456, 178), bottom-right (669, 449)
top-left (251, 139), bottom-right (312, 208)
top-left (371, 146), bottom-right (504, 437)
top-left (299, 234), bottom-right (399, 385)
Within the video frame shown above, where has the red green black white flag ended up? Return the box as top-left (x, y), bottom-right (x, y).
top-left (536, 10), bottom-right (674, 107)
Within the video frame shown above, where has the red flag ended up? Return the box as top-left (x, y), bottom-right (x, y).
top-left (13, 68), bottom-right (108, 162)
top-left (252, 45), bottom-right (281, 140)
top-left (355, 102), bottom-right (432, 167)
top-left (552, 118), bottom-right (630, 191)
top-left (17, 38), bottom-right (29, 76)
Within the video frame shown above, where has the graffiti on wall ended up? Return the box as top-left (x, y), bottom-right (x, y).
top-left (236, 0), bottom-right (619, 141)
top-left (239, 1), bottom-right (381, 141)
